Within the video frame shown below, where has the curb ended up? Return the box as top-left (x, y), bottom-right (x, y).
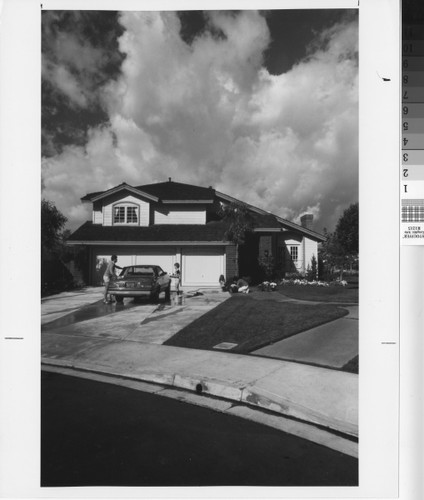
top-left (42, 363), bottom-right (358, 459)
top-left (41, 357), bottom-right (358, 439)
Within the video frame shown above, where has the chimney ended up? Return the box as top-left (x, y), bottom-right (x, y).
top-left (300, 214), bottom-right (313, 230)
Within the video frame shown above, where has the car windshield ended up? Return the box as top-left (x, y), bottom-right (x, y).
top-left (122, 266), bottom-right (162, 277)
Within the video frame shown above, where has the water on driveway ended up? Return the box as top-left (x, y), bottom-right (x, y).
top-left (42, 298), bottom-right (167, 332)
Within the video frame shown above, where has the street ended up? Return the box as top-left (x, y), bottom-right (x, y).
top-left (41, 371), bottom-right (358, 487)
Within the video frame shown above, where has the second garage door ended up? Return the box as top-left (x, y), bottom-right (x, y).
top-left (134, 248), bottom-right (176, 275)
top-left (182, 247), bottom-right (224, 288)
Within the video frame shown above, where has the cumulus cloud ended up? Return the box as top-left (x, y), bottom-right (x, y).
top-left (43, 61), bottom-right (89, 107)
top-left (42, 10), bottom-right (358, 232)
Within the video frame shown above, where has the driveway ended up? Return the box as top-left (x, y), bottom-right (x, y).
top-left (42, 287), bottom-right (231, 344)
top-left (42, 287), bottom-right (358, 368)
top-left (42, 288), bottom-right (106, 325)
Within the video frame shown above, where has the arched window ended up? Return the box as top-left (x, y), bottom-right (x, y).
top-left (113, 203), bottom-right (139, 225)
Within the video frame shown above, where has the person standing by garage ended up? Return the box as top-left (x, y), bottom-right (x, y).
top-left (173, 262), bottom-right (181, 295)
top-left (103, 255), bottom-right (123, 303)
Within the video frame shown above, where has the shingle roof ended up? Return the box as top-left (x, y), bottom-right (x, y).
top-left (68, 221), bottom-right (229, 243)
top-left (81, 181), bottom-right (214, 202)
top-left (81, 190), bottom-right (105, 202)
top-left (135, 181), bottom-right (214, 201)
top-left (249, 212), bottom-right (281, 228)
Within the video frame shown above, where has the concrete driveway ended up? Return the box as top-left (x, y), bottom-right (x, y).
top-left (42, 287), bottom-right (231, 344)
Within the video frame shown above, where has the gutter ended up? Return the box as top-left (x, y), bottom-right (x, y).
top-left (67, 240), bottom-right (232, 246)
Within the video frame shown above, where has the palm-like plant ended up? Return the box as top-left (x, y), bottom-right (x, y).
top-left (219, 202), bottom-right (254, 275)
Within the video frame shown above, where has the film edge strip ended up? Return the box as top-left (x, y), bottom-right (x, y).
top-left (401, 17), bottom-right (424, 244)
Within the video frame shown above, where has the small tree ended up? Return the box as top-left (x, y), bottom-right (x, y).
top-left (258, 251), bottom-right (275, 281)
top-left (41, 199), bottom-right (74, 294)
top-left (219, 202), bottom-right (254, 275)
top-left (335, 203), bottom-right (358, 255)
top-left (319, 203), bottom-right (359, 280)
top-left (320, 229), bottom-right (345, 279)
top-left (41, 199), bottom-right (68, 254)
top-left (306, 254), bottom-right (318, 281)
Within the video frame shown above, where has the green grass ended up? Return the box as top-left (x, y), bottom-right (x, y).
top-left (164, 294), bottom-right (348, 354)
top-left (275, 285), bottom-right (358, 303)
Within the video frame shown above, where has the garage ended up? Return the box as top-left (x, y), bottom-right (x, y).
top-left (133, 248), bottom-right (176, 274)
top-left (91, 245), bottom-right (225, 287)
top-left (182, 247), bottom-right (225, 288)
top-left (92, 247), bottom-right (176, 285)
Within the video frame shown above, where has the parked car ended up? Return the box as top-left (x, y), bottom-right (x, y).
top-left (109, 265), bottom-right (171, 303)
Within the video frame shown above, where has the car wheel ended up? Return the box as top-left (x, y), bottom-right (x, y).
top-left (164, 284), bottom-right (171, 301)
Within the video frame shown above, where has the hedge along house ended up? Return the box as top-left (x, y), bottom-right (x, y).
top-left (67, 180), bottom-right (326, 287)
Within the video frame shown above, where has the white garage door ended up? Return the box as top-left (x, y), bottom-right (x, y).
top-left (134, 248), bottom-right (176, 275)
top-left (94, 248), bottom-right (176, 285)
top-left (182, 247), bottom-right (224, 287)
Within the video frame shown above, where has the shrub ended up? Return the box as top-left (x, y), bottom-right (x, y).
top-left (306, 255), bottom-right (318, 281)
top-left (284, 272), bottom-right (304, 280)
top-left (257, 253), bottom-right (275, 281)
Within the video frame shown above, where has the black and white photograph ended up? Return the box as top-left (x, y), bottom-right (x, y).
top-left (40, 6), bottom-right (359, 488)
top-left (2, 0), bottom-right (414, 498)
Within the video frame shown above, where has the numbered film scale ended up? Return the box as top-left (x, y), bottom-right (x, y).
top-left (402, 11), bottom-right (424, 244)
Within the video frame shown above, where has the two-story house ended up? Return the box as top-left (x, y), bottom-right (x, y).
top-left (67, 179), bottom-right (325, 287)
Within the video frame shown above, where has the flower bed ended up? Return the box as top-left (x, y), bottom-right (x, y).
top-left (279, 278), bottom-right (348, 287)
top-left (258, 281), bottom-right (278, 291)
top-left (257, 278), bottom-right (349, 290)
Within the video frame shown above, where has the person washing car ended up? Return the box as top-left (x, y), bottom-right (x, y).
top-left (171, 262), bottom-right (181, 295)
top-left (103, 255), bottom-right (123, 303)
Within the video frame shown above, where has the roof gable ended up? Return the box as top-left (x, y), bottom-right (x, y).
top-left (82, 180), bottom-right (214, 204)
top-left (82, 183), bottom-right (159, 203)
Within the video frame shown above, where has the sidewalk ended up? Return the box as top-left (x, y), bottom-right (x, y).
top-left (254, 306), bottom-right (358, 368)
top-left (41, 287), bottom-right (358, 450)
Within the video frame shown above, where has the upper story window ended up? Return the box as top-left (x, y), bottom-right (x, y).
top-left (113, 203), bottom-right (139, 225)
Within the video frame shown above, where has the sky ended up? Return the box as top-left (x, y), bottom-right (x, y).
top-left (41, 9), bottom-right (358, 233)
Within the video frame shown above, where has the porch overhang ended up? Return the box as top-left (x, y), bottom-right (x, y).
top-left (67, 240), bottom-right (232, 246)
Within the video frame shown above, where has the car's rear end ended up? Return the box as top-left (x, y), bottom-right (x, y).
top-left (109, 268), bottom-right (158, 301)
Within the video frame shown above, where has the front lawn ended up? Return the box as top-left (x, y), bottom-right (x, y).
top-left (342, 355), bottom-right (359, 374)
top-left (164, 294), bottom-right (348, 354)
top-left (275, 285), bottom-right (358, 303)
